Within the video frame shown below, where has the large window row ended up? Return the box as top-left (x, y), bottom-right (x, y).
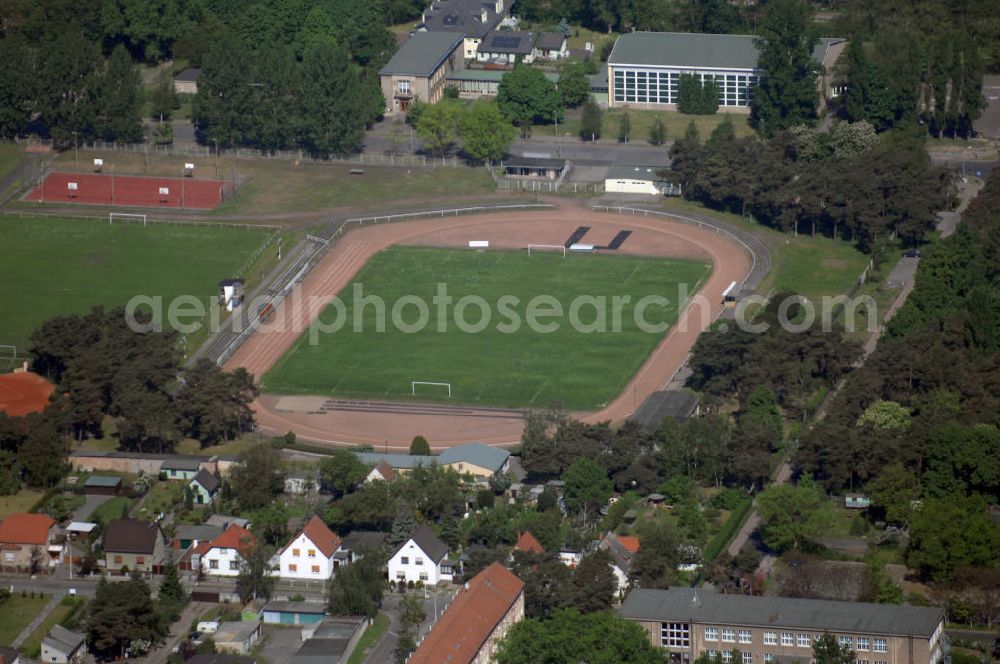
top-left (612, 69), bottom-right (760, 107)
top-left (702, 628), bottom-right (888, 654)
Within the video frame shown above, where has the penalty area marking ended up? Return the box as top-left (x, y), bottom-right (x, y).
top-left (527, 244), bottom-right (566, 257)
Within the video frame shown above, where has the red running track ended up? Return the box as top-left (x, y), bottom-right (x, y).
top-left (24, 172), bottom-right (228, 209)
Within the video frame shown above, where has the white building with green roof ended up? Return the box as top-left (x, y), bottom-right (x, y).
top-left (607, 31), bottom-right (845, 111)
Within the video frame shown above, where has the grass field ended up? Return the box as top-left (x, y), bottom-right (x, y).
top-left (44, 149), bottom-right (497, 219)
top-left (20, 596), bottom-right (86, 658)
top-left (0, 142), bottom-right (24, 185)
top-left (536, 108), bottom-right (754, 142)
top-left (0, 216), bottom-right (272, 351)
top-left (0, 490), bottom-right (44, 519)
top-left (0, 594), bottom-right (51, 645)
top-left (92, 496), bottom-right (132, 522)
top-left (263, 246), bottom-right (711, 410)
top-left (660, 199), bottom-right (870, 300)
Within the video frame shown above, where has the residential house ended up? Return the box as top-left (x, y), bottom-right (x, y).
top-left (189, 468), bottom-right (221, 505)
top-left (513, 531), bottom-right (544, 555)
top-left (213, 621), bottom-right (262, 655)
top-left (476, 31), bottom-right (538, 65)
top-left (294, 617), bottom-right (367, 664)
top-left (607, 31), bottom-right (845, 111)
top-left (600, 533), bottom-right (640, 597)
top-left (0, 513), bottom-right (57, 572)
top-left (261, 601), bottom-right (326, 625)
top-left (162, 457), bottom-right (203, 481)
top-left (558, 548), bottom-right (582, 568)
top-left (103, 518), bottom-right (166, 575)
top-left (408, 562), bottom-right (524, 664)
top-left (83, 475), bottom-right (121, 495)
top-left (334, 531), bottom-right (387, 569)
top-left (173, 67), bottom-right (201, 94)
top-left (40, 625), bottom-right (86, 664)
top-left (284, 469), bottom-right (319, 496)
top-left (276, 516), bottom-right (341, 581)
top-left (388, 524), bottom-right (454, 584)
top-left (364, 460), bottom-right (396, 484)
top-left (379, 32), bottom-right (465, 114)
top-left (197, 524), bottom-right (256, 577)
top-left (172, 524), bottom-right (224, 552)
top-left (0, 645), bottom-right (21, 664)
top-left (620, 587), bottom-right (946, 664)
top-left (438, 442), bottom-right (510, 480)
top-left (533, 32), bottom-right (568, 61)
top-left (418, 0), bottom-right (510, 59)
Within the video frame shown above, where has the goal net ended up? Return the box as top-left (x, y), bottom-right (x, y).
top-left (527, 244), bottom-right (567, 257)
top-left (109, 213), bottom-right (147, 226)
top-left (411, 381), bottom-right (452, 398)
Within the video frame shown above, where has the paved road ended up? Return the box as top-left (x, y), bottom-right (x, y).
top-left (366, 587), bottom-right (454, 664)
top-left (73, 494), bottom-right (113, 521)
top-left (11, 594), bottom-right (60, 648)
top-left (142, 601), bottom-right (211, 664)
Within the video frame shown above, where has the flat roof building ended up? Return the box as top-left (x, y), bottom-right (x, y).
top-left (621, 588), bottom-right (945, 664)
top-left (607, 32), bottom-right (845, 111)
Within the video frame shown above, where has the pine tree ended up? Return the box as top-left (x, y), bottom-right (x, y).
top-left (388, 502), bottom-right (416, 547)
top-left (580, 98), bottom-right (602, 141)
top-left (298, 42), bottom-right (366, 157)
top-left (750, 0), bottom-right (819, 136)
top-left (649, 117), bottom-right (666, 146)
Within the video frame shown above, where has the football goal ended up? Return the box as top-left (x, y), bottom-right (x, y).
top-left (109, 212), bottom-right (147, 226)
top-left (527, 244), bottom-right (567, 257)
top-left (411, 381), bottom-right (452, 398)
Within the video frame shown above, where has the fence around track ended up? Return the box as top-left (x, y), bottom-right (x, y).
top-left (589, 205), bottom-right (772, 292)
top-left (201, 203), bottom-right (557, 367)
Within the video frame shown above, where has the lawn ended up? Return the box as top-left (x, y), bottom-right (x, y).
top-left (0, 489), bottom-right (44, 519)
top-left (536, 108), bottom-right (754, 142)
top-left (136, 481), bottom-right (183, 518)
top-left (20, 596), bottom-right (86, 657)
top-left (0, 594), bottom-right (51, 645)
top-left (92, 496), bottom-right (133, 522)
top-left (0, 216), bottom-right (272, 352)
top-left (262, 246), bottom-right (711, 410)
top-left (46, 149), bottom-right (497, 219)
top-left (346, 613), bottom-right (389, 664)
top-left (660, 199), bottom-right (871, 300)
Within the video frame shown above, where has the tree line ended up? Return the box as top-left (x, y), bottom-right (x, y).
top-left (29, 307), bottom-right (257, 453)
top-left (669, 124), bottom-right (953, 251)
top-left (794, 171), bottom-right (1000, 593)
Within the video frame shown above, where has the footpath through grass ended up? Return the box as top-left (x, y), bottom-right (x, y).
top-left (20, 596), bottom-right (86, 658)
top-left (263, 246), bottom-right (711, 410)
top-left (0, 594), bottom-right (51, 645)
top-left (0, 216), bottom-right (272, 351)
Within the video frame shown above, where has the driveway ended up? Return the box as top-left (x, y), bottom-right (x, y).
top-left (257, 624), bottom-right (304, 664)
top-left (142, 601), bottom-right (212, 664)
top-left (365, 586), bottom-right (456, 663)
top-left (73, 494), bottom-right (112, 521)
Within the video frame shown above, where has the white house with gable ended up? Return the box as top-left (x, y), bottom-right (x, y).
top-left (196, 524), bottom-right (255, 577)
top-left (388, 524), bottom-right (454, 584)
top-left (276, 515), bottom-right (341, 580)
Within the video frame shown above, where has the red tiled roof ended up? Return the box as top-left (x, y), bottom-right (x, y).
top-left (204, 524), bottom-right (255, 553)
top-left (299, 516), bottom-right (341, 558)
top-left (373, 460), bottom-right (396, 481)
top-left (0, 513), bottom-right (55, 545)
top-left (408, 563), bottom-right (524, 664)
top-left (514, 531), bottom-right (544, 554)
top-left (0, 372), bottom-right (54, 417)
top-left (617, 535), bottom-right (640, 553)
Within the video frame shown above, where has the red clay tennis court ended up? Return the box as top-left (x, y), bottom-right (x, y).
top-left (0, 371), bottom-right (55, 417)
top-left (24, 172), bottom-right (231, 209)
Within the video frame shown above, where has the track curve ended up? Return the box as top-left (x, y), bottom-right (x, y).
top-left (224, 204), bottom-right (751, 451)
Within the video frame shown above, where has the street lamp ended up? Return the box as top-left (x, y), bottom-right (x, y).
top-left (181, 166), bottom-right (185, 208)
top-left (110, 163), bottom-right (115, 205)
top-left (72, 131), bottom-right (78, 165)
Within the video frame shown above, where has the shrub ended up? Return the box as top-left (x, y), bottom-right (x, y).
top-left (709, 488), bottom-right (745, 510)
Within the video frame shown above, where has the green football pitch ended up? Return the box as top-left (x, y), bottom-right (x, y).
top-left (262, 246), bottom-right (711, 410)
top-left (0, 216), bottom-right (271, 353)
